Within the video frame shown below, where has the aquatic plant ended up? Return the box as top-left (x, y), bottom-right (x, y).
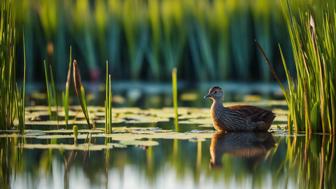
top-left (13, 0), bottom-right (290, 82)
top-left (279, 0), bottom-right (336, 134)
top-left (73, 60), bottom-right (91, 129)
top-left (16, 35), bottom-right (27, 133)
top-left (73, 125), bottom-right (78, 145)
top-left (63, 47), bottom-right (72, 127)
top-left (43, 60), bottom-right (58, 122)
top-left (105, 61), bottom-right (112, 134)
top-left (0, 0), bottom-right (16, 129)
top-left (172, 68), bottom-right (178, 129)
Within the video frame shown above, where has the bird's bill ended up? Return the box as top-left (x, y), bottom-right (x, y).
top-left (204, 94), bottom-right (210, 99)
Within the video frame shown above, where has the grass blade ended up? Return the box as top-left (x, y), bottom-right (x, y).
top-left (73, 60), bottom-right (91, 129)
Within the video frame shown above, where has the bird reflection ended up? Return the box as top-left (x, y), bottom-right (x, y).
top-left (209, 131), bottom-right (275, 168)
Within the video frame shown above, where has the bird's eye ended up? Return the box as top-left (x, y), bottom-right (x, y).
top-left (214, 91), bottom-right (217, 94)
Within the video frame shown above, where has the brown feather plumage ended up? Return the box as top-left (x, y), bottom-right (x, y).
top-left (205, 87), bottom-right (275, 132)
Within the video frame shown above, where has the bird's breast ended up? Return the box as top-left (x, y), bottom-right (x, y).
top-left (210, 102), bottom-right (226, 131)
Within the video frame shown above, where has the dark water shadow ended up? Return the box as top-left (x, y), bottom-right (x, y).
top-left (209, 132), bottom-right (275, 168)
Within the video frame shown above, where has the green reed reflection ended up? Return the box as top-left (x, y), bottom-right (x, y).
top-left (1, 133), bottom-right (334, 189)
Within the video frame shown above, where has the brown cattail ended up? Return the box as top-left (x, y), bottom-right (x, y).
top-left (73, 59), bottom-right (82, 97)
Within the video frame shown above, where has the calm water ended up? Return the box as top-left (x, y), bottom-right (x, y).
top-left (1, 130), bottom-right (335, 189)
top-left (1, 88), bottom-right (334, 189)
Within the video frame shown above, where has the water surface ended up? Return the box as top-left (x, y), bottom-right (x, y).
top-left (1, 101), bottom-right (335, 189)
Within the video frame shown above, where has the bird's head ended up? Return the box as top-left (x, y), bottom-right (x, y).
top-left (204, 86), bottom-right (224, 101)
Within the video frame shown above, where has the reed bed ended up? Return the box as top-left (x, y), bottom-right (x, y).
top-left (0, 0), bottom-right (17, 129)
top-left (280, 0), bottom-right (336, 134)
top-left (13, 0), bottom-right (290, 82)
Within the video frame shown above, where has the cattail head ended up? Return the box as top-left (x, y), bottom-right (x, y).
top-left (73, 59), bottom-right (82, 97)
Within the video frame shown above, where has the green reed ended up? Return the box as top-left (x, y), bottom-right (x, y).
top-left (73, 60), bottom-right (91, 129)
top-left (105, 61), bottom-right (112, 134)
top-left (279, 0), bottom-right (336, 134)
top-left (43, 60), bottom-right (58, 122)
top-left (63, 47), bottom-right (72, 127)
top-left (17, 35), bottom-right (27, 133)
top-left (14, 0), bottom-right (290, 82)
top-left (0, 0), bottom-right (16, 129)
top-left (73, 125), bottom-right (78, 145)
top-left (172, 68), bottom-right (178, 129)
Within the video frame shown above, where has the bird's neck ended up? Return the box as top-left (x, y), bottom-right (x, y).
top-left (211, 99), bottom-right (224, 112)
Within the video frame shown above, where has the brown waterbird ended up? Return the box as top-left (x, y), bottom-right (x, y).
top-left (204, 86), bottom-right (275, 132)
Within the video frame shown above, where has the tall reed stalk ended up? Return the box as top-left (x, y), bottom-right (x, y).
top-left (172, 68), bottom-right (178, 129)
top-left (63, 47), bottom-right (72, 126)
top-left (105, 61), bottom-right (112, 134)
top-left (73, 60), bottom-right (91, 129)
top-left (17, 35), bottom-right (26, 133)
top-left (280, 0), bottom-right (336, 134)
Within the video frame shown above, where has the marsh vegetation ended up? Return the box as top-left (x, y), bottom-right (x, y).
top-left (1, 0), bottom-right (336, 188)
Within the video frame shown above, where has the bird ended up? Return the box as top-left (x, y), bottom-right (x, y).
top-left (204, 86), bottom-right (275, 132)
top-left (209, 132), bottom-right (275, 168)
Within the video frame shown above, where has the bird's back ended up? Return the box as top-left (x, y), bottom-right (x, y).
top-left (228, 105), bottom-right (275, 121)
top-left (211, 104), bottom-right (275, 132)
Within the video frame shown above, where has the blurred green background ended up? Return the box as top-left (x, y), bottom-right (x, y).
top-left (14, 0), bottom-right (294, 84)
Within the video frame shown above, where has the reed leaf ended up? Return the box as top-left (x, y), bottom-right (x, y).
top-left (63, 46), bottom-right (72, 126)
top-left (43, 60), bottom-right (52, 118)
top-left (73, 60), bottom-right (91, 129)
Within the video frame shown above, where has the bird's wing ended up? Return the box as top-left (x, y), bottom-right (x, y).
top-left (227, 105), bottom-right (274, 122)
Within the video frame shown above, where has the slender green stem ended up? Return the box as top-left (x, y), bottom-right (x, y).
top-left (73, 125), bottom-right (78, 145)
top-left (49, 62), bottom-right (58, 124)
top-left (108, 74), bottom-right (112, 133)
top-left (105, 61), bottom-right (109, 133)
top-left (105, 61), bottom-right (112, 134)
top-left (43, 60), bottom-right (52, 118)
top-left (18, 33), bottom-right (27, 133)
top-left (64, 46), bottom-right (72, 126)
top-left (172, 68), bottom-right (178, 130)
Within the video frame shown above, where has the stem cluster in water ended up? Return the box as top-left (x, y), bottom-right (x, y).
top-left (279, 0), bottom-right (336, 134)
top-left (0, 0), bottom-right (18, 129)
top-left (43, 60), bottom-right (58, 123)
